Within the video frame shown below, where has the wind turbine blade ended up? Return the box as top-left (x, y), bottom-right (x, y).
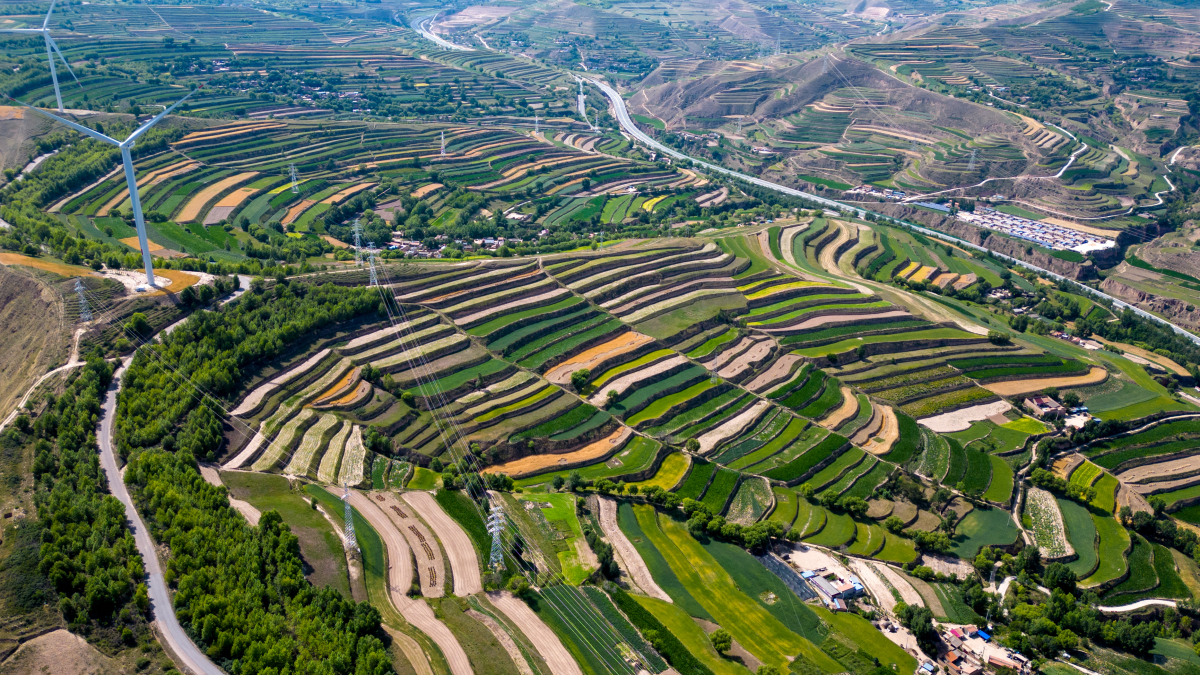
top-left (43, 0), bottom-right (56, 29)
top-left (46, 34), bottom-right (80, 86)
top-left (123, 88), bottom-right (196, 145)
top-left (0, 29), bottom-right (44, 33)
top-left (3, 95), bottom-right (116, 144)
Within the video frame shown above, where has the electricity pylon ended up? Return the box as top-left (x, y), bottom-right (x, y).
top-left (75, 279), bottom-right (91, 322)
top-left (342, 483), bottom-right (358, 552)
top-left (352, 219), bottom-right (364, 267)
top-left (487, 504), bottom-right (506, 570)
top-left (367, 242), bottom-right (378, 287)
top-left (289, 163), bottom-right (299, 193)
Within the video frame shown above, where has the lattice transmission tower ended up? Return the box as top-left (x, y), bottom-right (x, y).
top-left (289, 163), bottom-right (299, 193)
top-left (368, 242), bottom-right (379, 287)
top-left (352, 219), bottom-right (364, 267)
top-left (75, 279), bottom-right (91, 323)
top-left (441, 131), bottom-right (446, 157)
top-left (487, 504), bottom-right (506, 570)
top-left (342, 483), bottom-right (358, 552)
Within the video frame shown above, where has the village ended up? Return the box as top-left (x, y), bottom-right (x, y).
top-left (956, 207), bottom-right (1115, 255)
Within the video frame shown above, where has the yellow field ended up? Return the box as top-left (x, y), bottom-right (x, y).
top-left (177, 172), bottom-right (258, 222)
top-left (630, 452), bottom-right (689, 492)
top-left (120, 236), bottom-right (165, 253)
top-left (0, 252), bottom-right (97, 277)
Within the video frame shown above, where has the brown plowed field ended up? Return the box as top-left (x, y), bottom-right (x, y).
top-left (983, 367), bottom-right (1107, 396)
top-left (403, 491), bottom-right (483, 595)
top-left (483, 427), bottom-right (632, 478)
top-left (544, 331), bottom-right (652, 385)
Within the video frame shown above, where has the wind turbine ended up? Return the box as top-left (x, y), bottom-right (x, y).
top-left (0, 1), bottom-right (80, 112)
top-left (9, 89), bottom-right (196, 288)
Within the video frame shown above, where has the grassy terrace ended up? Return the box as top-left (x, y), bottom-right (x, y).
top-left (791, 328), bottom-right (981, 357)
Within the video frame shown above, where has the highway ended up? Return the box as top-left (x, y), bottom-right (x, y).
top-left (408, 15), bottom-right (472, 51)
top-left (98, 360), bottom-right (227, 675)
top-left (397, 25), bottom-right (1200, 347)
top-left (584, 76), bottom-right (1200, 347)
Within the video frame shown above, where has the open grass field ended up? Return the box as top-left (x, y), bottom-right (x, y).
top-left (620, 503), bottom-right (712, 621)
top-left (631, 596), bottom-right (751, 675)
top-left (1083, 516), bottom-right (1131, 587)
top-left (223, 471), bottom-right (350, 598)
top-left (950, 507), bottom-right (1019, 558)
top-left (634, 507), bottom-right (838, 671)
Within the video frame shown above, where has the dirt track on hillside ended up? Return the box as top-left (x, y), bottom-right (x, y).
top-left (488, 590), bottom-right (584, 675)
top-left (597, 496), bottom-right (673, 603)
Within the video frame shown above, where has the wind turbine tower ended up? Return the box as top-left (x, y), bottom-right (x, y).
top-left (14, 90), bottom-right (195, 288)
top-left (534, 115), bottom-right (540, 135)
top-left (1, 1), bottom-right (79, 112)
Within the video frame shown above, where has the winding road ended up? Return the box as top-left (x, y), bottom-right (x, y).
top-left (98, 359), bottom-right (226, 675)
top-left (583, 75), bottom-right (1200, 346)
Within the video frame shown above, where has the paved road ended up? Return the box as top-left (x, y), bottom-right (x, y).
top-left (220, 275), bottom-right (253, 306)
top-left (98, 359), bottom-right (226, 675)
top-left (585, 75), bottom-right (1200, 347)
top-left (1096, 598), bottom-right (1178, 612)
top-left (407, 15), bottom-right (471, 51)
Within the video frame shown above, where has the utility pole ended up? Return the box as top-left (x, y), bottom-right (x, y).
top-left (343, 483), bottom-right (358, 553)
top-left (75, 279), bottom-right (91, 323)
top-left (368, 243), bottom-right (378, 287)
top-left (352, 219), bottom-right (364, 267)
top-left (289, 163), bottom-right (299, 193)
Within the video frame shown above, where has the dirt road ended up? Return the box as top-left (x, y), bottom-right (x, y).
top-left (597, 496), bottom-right (673, 603)
top-left (404, 491), bottom-right (483, 595)
top-left (488, 591), bottom-right (584, 675)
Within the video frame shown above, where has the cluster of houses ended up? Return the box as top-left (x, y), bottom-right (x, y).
top-left (1048, 330), bottom-right (1102, 351)
top-left (956, 208), bottom-right (1115, 255)
top-left (845, 185), bottom-right (908, 200)
top-left (941, 625), bottom-right (1030, 675)
top-left (800, 569), bottom-right (864, 611)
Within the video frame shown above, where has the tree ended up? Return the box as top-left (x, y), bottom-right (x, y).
top-left (606, 389), bottom-right (619, 408)
top-left (570, 369), bottom-right (591, 392)
top-left (507, 574), bottom-right (532, 599)
top-left (798, 483), bottom-right (815, 499)
top-left (884, 516), bottom-right (905, 533)
top-left (838, 496), bottom-right (869, 517)
top-left (1043, 563), bottom-right (1077, 594)
top-left (125, 312), bottom-right (151, 339)
top-left (710, 628), bottom-right (732, 654)
top-left (685, 438), bottom-right (700, 453)
top-left (897, 603), bottom-right (938, 655)
top-left (758, 667), bottom-right (783, 675)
